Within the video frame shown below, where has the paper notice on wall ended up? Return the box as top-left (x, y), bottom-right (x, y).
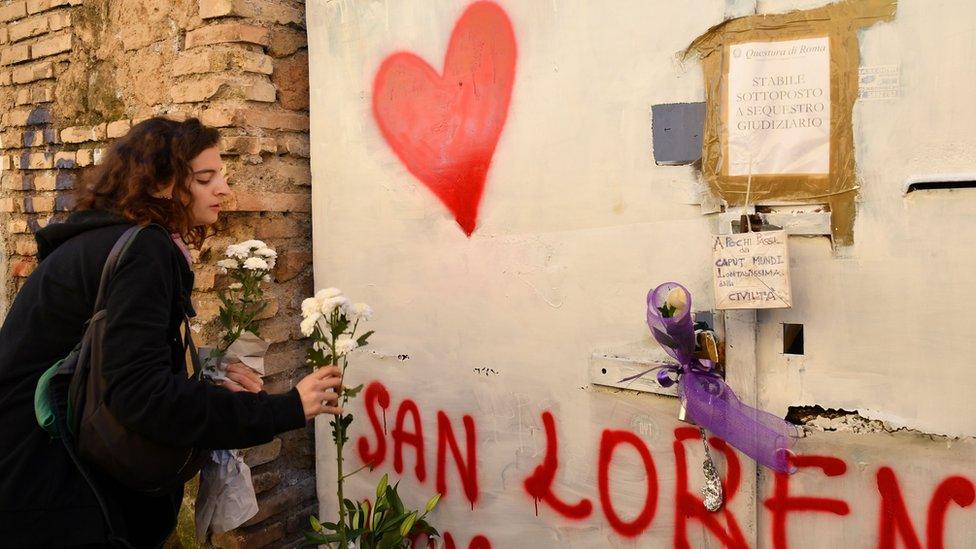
top-left (712, 230), bottom-right (792, 309)
top-left (727, 37), bottom-right (830, 176)
top-left (858, 65), bottom-right (901, 100)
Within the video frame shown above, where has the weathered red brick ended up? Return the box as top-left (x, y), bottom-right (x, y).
top-left (268, 27), bottom-right (305, 58)
top-left (2, 173), bottom-right (24, 190)
top-left (277, 134), bottom-right (309, 158)
top-left (106, 119), bottom-right (130, 138)
top-left (14, 237), bottom-right (37, 256)
top-left (0, 2), bottom-right (27, 24)
top-left (274, 249), bottom-right (310, 283)
top-left (242, 438), bottom-right (281, 468)
top-left (29, 30), bottom-right (71, 58)
top-left (234, 109), bottom-right (308, 132)
top-left (170, 75), bottom-right (227, 103)
top-left (11, 60), bottom-right (53, 83)
top-left (271, 52), bottom-right (308, 111)
top-left (61, 123), bottom-right (106, 143)
top-left (264, 347), bottom-right (306, 376)
top-left (12, 258), bottom-right (38, 278)
top-left (48, 10), bottom-right (70, 31)
top-left (19, 152), bottom-right (53, 170)
top-left (8, 218), bottom-right (30, 233)
top-left (199, 107), bottom-right (235, 128)
top-left (28, 195), bottom-right (54, 211)
top-left (185, 23), bottom-right (270, 49)
top-left (8, 14), bottom-right (48, 42)
top-left (253, 217), bottom-right (305, 239)
top-left (26, 0), bottom-right (71, 15)
top-left (221, 136), bottom-right (277, 155)
top-left (32, 172), bottom-right (57, 190)
top-left (242, 478), bottom-right (315, 527)
top-left (200, 0), bottom-right (303, 27)
top-left (228, 191), bottom-right (310, 213)
top-left (250, 470), bottom-right (281, 495)
top-left (1, 43), bottom-right (31, 65)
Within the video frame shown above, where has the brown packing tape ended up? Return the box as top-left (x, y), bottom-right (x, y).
top-left (684, 0), bottom-right (897, 245)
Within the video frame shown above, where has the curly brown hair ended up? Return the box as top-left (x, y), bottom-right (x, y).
top-left (74, 116), bottom-right (221, 248)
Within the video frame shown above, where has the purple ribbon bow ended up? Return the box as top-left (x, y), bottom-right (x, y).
top-left (626, 282), bottom-right (797, 473)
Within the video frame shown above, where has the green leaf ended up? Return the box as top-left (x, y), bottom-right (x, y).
top-left (345, 383), bottom-right (365, 399)
top-left (377, 532), bottom-right (404, 549)
top-left (425, 493), bottom-right (441, 513)
top-left (386, 486), bottom-right (404, 514)
top-left (399, 512), bottom-right (417, 537)
top-left (309, 515), bottom-right (323, 533)
top-left (332, 316), bottom-right (350, 339)
top-left (302, 531), bottom-right (341, 544)
top-left (356, 330), bottom-right (375, 347)
top-left (376, 473), bottom-right (389, 500)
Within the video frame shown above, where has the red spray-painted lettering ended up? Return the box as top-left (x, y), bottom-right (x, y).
top-left (673, 427), bottom-right (747, 549)
top-left (764, 455), bottom-right (850, 549)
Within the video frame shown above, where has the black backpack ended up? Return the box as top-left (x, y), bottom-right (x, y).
top-left (34, 224), bottom-right (208, 545)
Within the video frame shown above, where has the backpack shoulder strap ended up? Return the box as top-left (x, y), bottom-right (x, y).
top-left (92, 225), bottom-right (146, 313)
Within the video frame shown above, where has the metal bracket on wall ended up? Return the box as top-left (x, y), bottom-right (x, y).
top-left (717, 204), bottom-right (831, 236)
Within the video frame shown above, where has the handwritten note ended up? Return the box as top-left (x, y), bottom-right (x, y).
top-left (712, 230), bottom-right (792, 309)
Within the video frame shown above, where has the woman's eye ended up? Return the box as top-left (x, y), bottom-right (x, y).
top-left (196, 178), bottom-right (212, 184)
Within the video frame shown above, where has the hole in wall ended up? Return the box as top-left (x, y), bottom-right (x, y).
top-left (783, 323), bottom-right (804, 355)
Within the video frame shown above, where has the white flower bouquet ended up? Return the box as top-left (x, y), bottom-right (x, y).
top-left (195, 239), bottom-right (277, 541)
top-left (202, 239), bottom-right (277, 381)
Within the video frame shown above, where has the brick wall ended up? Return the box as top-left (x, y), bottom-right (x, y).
top-left (0, 0), bottom-right (316, 546)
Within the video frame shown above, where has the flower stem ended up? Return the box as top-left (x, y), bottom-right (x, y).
top-left (331, 323), bottom-right (347, 547)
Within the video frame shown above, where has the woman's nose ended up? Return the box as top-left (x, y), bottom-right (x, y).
top-left (215, 175), bottom-right (231, 196)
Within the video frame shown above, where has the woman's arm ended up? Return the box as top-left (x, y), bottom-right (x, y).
top-left (99, 229), bottom-right (307, 450)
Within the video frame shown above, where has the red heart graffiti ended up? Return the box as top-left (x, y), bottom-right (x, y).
top-left (372, 1), bottom-right (517, 236)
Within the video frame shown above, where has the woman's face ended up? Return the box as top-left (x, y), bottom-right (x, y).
top-left (186, 146), bottom-right (230, 226)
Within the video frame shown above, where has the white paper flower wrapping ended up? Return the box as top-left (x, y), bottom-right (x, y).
top-left (200, 331), bottom-right (269, 382)
top-left (194, 449), bottom-right (258, 541)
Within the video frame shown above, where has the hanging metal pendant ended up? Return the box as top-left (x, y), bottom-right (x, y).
top-left (699, 427), bottom-right (724, 512)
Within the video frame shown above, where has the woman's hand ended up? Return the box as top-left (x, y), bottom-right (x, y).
top-left (220, 362), bottom-right (264, 393)
top-left (296, 366), bottom-right (343, 420)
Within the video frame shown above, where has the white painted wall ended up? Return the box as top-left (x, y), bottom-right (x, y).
top-left (307, 1), bottom-right (976, 546)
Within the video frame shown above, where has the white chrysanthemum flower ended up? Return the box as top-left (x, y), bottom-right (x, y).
top-left (262, 274), bottom-right (271, 282)
top-left (225, 244), bottom-right (249, 259)
top-left (312, 340), bottom-right (328, 352)
top-left (301, 297), bottom-right (321, 318)
top-left (240, 239), bottom-right (267, 250)
top-left (349, 303), bottom-right (373, 321)
top-left (300, 313), bottom-right (321, 337)
top-left (315, 287), bottom-right (343, 301)
top-left (243, 257), bottom-right (269, 270)
top-left (334, 336), bottom-right (358, 355)
top-left (266, 258), bottom-right (276, 269)
top-left (228, 282), bottom-right (242, 290)
top-left (320, 296), bottom-right (349, 315)
top-left (216, 258), bottom-right (238, 270)
top-left (254, 247), bottom-right (277, 258)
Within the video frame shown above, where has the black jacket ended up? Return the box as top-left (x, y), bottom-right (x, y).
top-left (0, 210), bottom-right (306, 547)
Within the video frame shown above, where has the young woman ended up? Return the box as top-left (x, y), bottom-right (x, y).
top-left (0, 117), bottom-right (340, 547)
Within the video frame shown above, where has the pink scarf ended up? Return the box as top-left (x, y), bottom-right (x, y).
top-left (171, 233), bottom-right (193, 266)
